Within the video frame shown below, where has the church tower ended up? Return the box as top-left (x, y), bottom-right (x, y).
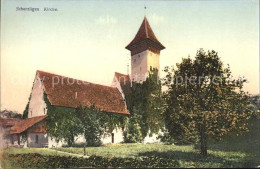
top-left (126, 17), bottom-right (165, 82)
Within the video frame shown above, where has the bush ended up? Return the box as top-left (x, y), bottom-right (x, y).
top-left (124, 115), bottom-right (143, 143)
top-left (2, 153), bottom-right (180, 168)
top-left (158, 132), bottom-right (175, 145)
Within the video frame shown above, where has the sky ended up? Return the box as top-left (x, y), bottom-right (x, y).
top-left (1, 0), bottom-right (259, 113)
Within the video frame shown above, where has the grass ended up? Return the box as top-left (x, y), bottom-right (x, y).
top-left (1, 147), bottom-right (75, 156)
top-left (52, 118), bottom-right (260, 167)
top-left (1, 118), bottom-right (259, 168)
top-left (0, 148), bottom-right (88, 168)
top-left (1, 143), bottom-right (259, 168)
top-left (53, 143), bottom-right (258, 168)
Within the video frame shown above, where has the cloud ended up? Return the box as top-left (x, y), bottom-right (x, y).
top-left (149, 13), bottom-right (165, 25)
top-left (96, 15), bottom-right (118, 25)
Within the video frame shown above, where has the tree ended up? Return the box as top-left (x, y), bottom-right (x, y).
top-left (75, 105), bottom-right (127, 146)
top-left (75, 105), bottom-right (104, 146)
top-left (44, 93), bottom-right (81, 146)
top-left (22, 95), bottom-right (31, 119)
top-left (0, 109), bottom-right (22, 119)
top-left (124, 111), bottom-right (143, 143)
top-left (163, 49), bottom-right (254, 155)
top-left (124, 68), bottom-right (165, 141)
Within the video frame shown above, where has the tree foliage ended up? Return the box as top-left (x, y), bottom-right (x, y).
top-left (75, 106), bottom-right (104, 146)
top-left (44, 93), bottom-right (82, 146)
top-left (163, 49), bottom-right (255, 155)
top-left (75, 105), bottom-right (127, 146)
top-left (124, 113), bottom-right (143, 143)
top-left (45, 90), bottom-right (128, 147)
top-left (0, 109), bottom-right (22, 119)
top-left (124, 68), bottom-right (165, 141)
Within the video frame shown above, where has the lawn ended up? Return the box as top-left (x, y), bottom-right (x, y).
top-left (53, 118), bottom-right (260, 168)
top-left (1, 119), bottom-right (259, 168)
top-left (1, 147), bottom-right (70, 156)
top-left (1, 142), bottom-right (259, 168)
top-left (54, 143), bottom-right (258, 168)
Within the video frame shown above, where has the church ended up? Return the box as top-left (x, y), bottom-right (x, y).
top-left (5, 16), bottom-right (165, 148)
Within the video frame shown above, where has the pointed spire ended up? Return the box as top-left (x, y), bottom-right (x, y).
top-left (126, 17), bottom-right (165, 51)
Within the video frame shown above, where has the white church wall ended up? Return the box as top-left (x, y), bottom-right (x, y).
top-left (143, 129), bottom-right (163, 144)
top-left (45, 128), bottom-right (124, 147)
top-left (111, 77), bottom-right (125, 100)
top-left (28, 74), bottom-right (47, 118)
top-left (131, 50), bottom-right (160, 82)
top-left (101, 128), bottom-right (124, 144)
top-left (27, 133), bottom-right (48, 148)
top-left (146, 50), bottom-right (160, 75)
top-left (48, 136), bottom-right (65, 148)
top-left (131, 50), bottom-right (148, 82)
top-left (74, 134), bottom-right (85, 144)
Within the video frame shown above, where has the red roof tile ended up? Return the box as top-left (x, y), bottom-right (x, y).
top-left (9, 115), bottom-right (47, 134)
top-left (29, 123), bottom-right (47, 133)
top-left (114, 72), bottom-right (130, 83)
top-left (126, 17), bottom-right (165, 50)
top-left (37, 70), bottom-right (129, 115)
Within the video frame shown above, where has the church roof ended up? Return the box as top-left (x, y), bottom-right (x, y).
top-left (9, 115), bottom-right (47, 134)
top-left (126, 17), bottom-right (165, 50)
top-left (114, 72), bottom-right (130, 83)
top-left (37, 70), bottom-right (129, 115)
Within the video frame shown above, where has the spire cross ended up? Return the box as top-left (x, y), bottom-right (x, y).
top-left (144, 5), bottom-right (147, 16)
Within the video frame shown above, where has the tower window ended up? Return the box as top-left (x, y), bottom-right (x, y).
top-left (134, 59), bottom-right (136, 62)
top-left (138, 55), bottom-right (140, 58)
top-left (31, 111), bottom-right (32, 117)
top-left (44, 108), bottom-right (45, 114)
top-left (140, 67), bottom-right (142, 71)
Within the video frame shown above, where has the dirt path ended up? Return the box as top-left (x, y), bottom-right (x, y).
top-left (48, 149), bottom-right (90, 158)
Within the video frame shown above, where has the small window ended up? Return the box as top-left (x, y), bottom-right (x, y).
top-left (138, 55), bottom-right (140, 58)
top-left (44, 108), bottom-right (46, 114)
top-left (36, 135), bottom-right (38, 144)
top-left (140, 67), bottom-right (142, 71)
top-left (134, 59), bottom-right (136, 62)
top-left (31, 111), bottom-right (32, 117)
top-left (18, 135), bottom-right (20, 145)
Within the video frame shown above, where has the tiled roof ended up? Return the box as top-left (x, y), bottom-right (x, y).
top-left (29, 123), bottom-right (47, 133)
top-left (114, 72), bottom-right (130, 83)
top-left (126, 17), bottom-right (165, 50)
top-left (37, 70), bottom-right (129, 115)
top-left (9, 115), bottom-right (47, 134)
top-left (0, 118), bottom-right (22, 128)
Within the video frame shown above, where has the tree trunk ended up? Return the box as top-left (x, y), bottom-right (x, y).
top-left (67, 134), bottom-right (74, 147)
top-left (200, 124), bottom-right (207, 156)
